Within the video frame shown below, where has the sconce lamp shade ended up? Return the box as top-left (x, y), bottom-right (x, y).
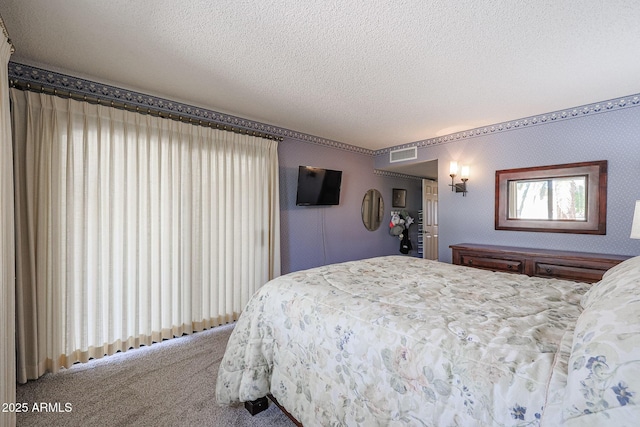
top-left (449, 161), bottom-right (458, 176)
top-left (460, 165), bottom-right (470, 180)
top-left (632, 200), bottom-right (640, 239)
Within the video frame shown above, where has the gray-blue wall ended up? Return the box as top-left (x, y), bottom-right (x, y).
top-left (13, 63), bottom-right (636, 272)
top-left (375, 104), bottom-right (640, 262)
top-left (279, 138), bottom-right (422, 274)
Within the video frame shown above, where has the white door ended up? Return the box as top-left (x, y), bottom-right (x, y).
top-left (422, 179), bottom-right (439, 260)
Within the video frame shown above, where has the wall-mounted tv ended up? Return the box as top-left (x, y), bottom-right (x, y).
top-left (295, 166), bottom-right (342, 206)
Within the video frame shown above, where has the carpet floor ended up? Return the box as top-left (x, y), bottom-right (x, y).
top-left (16, 323), bottom-right (296, 427)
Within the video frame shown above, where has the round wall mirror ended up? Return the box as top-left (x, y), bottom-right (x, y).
top-left (362, 189), bottom-right (384, 231)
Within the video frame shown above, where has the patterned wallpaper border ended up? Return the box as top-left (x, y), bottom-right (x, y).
top-left (378, 93), bottom-right (640, 155)
top-left (9, 62), bottom-right (640, 157)
top-left (373, 169), bottom-right (423, 181)
top-left (8, 61), bottom-right (374, 155)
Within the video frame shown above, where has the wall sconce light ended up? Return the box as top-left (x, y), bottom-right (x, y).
top-left (449, 161), bottom-right (469, 196)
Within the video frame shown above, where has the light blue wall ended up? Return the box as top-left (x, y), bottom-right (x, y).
top-left (375, 104), bottom-right (640, 262)
top-left (279, 138), bottom-right (422, 274)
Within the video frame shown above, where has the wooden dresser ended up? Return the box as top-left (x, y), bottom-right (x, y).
top-left (450, 243), bottom-right (630, 283)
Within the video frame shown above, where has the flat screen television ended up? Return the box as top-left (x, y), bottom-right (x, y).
top-left (295, 166), bottom-right (342, 206)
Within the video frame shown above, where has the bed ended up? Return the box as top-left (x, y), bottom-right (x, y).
top-left (215, 255), bottom-right (640, 426)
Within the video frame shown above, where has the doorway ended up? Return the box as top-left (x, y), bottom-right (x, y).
top-left (421, 179), bottom-right (439, 260)
top-left (377, 158), bottom-right (439, 260)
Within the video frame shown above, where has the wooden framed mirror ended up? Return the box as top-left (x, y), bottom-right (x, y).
top-left (495, 160), bottom-right (607, 234)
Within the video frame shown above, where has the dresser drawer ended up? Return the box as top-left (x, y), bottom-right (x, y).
top-left (534, 262), bottom-right (607, 283)
top-left (450, 244), bottom-right (629, 283)
top-left (459, 255), bottom-right (524, 274)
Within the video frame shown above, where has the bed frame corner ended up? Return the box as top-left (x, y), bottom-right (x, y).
top-left (244, 396), bottom-right (269, 415)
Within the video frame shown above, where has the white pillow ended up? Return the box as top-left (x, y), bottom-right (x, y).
top-left (564, 256), bottom-right (640, 424)
top-left (580, 255), bottom-right (640, 309)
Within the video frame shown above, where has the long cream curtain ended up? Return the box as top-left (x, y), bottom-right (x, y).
top-left (12, 89), bottom-right (280, 382)
top-left (0, 30), bottom-right (15, 427)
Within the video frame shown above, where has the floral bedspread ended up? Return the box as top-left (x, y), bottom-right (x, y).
top-left (216, 256), bottom-right (589, 426)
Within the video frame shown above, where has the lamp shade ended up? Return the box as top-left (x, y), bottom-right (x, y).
top-left (631, 200), bottom-right (640, 239)
top-left (449, 161), bottom-right (458, 176)
top-left (460, 165), bottom-right (470, 180)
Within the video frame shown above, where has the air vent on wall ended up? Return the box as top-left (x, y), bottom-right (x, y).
top-left (389, 147), bottom-right (417, 163)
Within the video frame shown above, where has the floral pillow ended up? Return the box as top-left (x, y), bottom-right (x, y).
top-left (564, 256), bottom-right (640, 425)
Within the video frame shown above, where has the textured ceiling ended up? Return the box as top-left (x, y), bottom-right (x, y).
top-left (1, 0), bottom-right (640, 151)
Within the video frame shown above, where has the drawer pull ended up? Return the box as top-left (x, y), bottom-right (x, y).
top-left (507, 264), bottom-right (513, 270)
top-left (545, 267), bottom-right (552, 274)
top-left (468, 260), bottom-right (473, 265)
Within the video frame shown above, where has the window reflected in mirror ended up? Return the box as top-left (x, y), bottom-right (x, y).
top-left (509, 175), bottom-right (587, 221)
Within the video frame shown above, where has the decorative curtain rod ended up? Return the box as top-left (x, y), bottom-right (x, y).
top-left (10, 79), bottom-right (283, 141)
top-left (9, 62), bottom-right (377, 154)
